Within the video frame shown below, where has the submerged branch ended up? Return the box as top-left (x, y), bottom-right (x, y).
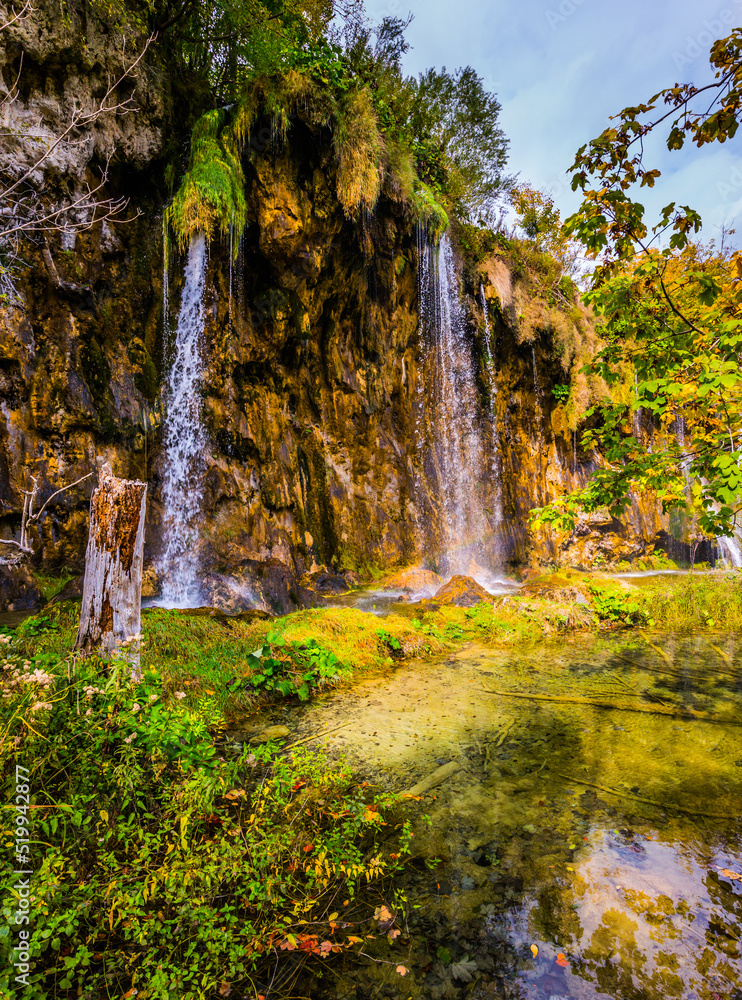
top-left (478, 687), bottom-right (742, 725)
top-left (557, 772), bottom-right (737, 821)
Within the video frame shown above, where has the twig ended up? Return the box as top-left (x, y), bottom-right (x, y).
top-left (283, 723), bottom-right (352, 749)
top-left (557, 772), bottom-right (737, 820)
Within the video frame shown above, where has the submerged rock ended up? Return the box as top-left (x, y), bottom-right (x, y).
top-left (249, 725), bottom-right (291, 745)
top-left (432, 575), bottom-right (492, 607)
top-left (300, 568), bottom-right (351, 594)
top-left (403, 760), bottom-right (463, 797)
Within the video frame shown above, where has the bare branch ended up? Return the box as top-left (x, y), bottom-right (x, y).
top-left (0, 538), bottom-right (33, 553)
top-left (0, 33), bottom-right (155, 204)
top-left (0, 0), bottom-right (35, 32)
top-left (28, 472), bottom-right (94, 523)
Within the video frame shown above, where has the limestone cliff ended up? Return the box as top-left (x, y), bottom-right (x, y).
top-left (0, 18), bottom-right (693, 612)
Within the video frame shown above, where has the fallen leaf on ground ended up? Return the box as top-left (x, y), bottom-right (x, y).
top-left (530, 944), bottom-right (538, 957)
top-left (555, 952), bottom-right (569, 967)
top-left (396, 966), bottom-right (407, 976)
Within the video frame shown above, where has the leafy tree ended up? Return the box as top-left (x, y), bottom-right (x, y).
top-left (409, 66), bottom-right (511, 224)
top-left (531, 27), bottom-right (742, 541)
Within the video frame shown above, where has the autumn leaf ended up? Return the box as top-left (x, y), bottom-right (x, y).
top-left (450, 955), bottom-right (478, 981)
top-left (374, 904), bottom-right (393, 928)
top-left (387, 928), bottom-right (401, 942)
top-left (319, 941), bottom-right (333, 955)
top-left (396, 965), bottom-right (408, 976)
top-left (555, 952), bottom-right (569, 968)
top-left (218, 982), bottom-right (232, 997)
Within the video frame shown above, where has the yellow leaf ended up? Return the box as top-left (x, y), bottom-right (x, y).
top-left (530, 944), bottom-right (538, 958)
top-left (99, 810), bottom-right (109, 823)
top-left (328, 912), bottom-right (339, 921)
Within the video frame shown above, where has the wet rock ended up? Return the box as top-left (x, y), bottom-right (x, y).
top-left (141, 566), bottom-right (160, 599)
top-left (202, 572), bottom-right (267, 614)
top-left (0, 563), bottom-right (42, 612)
top-left (49, 574), bottom-right (83, 603)
top-left (300, 568), bottom-right (350, 594)
top-left (432, 575), bottom-right (492, 607)
top-left (519, 574), bottom-right (591, 605)
top-left (383, 566), bottom-right (444, 592)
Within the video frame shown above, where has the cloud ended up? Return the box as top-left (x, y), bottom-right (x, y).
top-left (366, 0), bottom-right (742, 237)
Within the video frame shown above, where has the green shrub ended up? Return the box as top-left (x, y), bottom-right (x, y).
top-left (0, 640), bottom-right (416, 1000)
top-left (165, 109), bottom-right (247, 256)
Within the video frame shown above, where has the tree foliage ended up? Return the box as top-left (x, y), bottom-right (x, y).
top-left (531, 28), bottom-right (742, 541)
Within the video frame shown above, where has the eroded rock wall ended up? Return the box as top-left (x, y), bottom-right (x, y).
top-left (0, 14), bottom-right (686, 609)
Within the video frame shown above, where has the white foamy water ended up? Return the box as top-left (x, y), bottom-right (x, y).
top-left (418, 233), bottom-right (500, 573)
top-left (158, 233), bottom-right (208, 606)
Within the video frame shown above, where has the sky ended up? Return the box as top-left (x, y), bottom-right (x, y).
top-left (364, 0), bottom-right (742, 245)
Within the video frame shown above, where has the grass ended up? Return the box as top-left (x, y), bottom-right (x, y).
top-left (11, 604), bottom-right (448, 721)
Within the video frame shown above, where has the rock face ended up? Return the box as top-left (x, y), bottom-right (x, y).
top-left (0, 6), bottom-right (691, 603)
top-left (0, 562), bottom-right (43, 611)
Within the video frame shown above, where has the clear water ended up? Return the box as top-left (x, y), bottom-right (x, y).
top-left (294, 634), bottom-right (742, 999)
top-left (158, 233), bottom-right (208, 607)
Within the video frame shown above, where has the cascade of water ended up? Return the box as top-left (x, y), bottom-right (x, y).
top-left (418, 233), bottom-right (495, 574)
top-left (480, 284), bottom-right (504, 533)
top-left (573, 428), bottom-right (577, 475)
top-left (717, 535), bottom-right (742, 567)
top-left (158, 232), bottom-right (208, 606)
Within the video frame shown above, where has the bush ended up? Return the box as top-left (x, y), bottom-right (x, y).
top-left (0, 638), bottom-right (416, 1000)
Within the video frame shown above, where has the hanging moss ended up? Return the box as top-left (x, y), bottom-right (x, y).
top-left (165, 109), bottom-right (247, 256)
top-left (412, 181), bottom-right (449, 242)
top-left (335, 87), bottom-right (383, 219)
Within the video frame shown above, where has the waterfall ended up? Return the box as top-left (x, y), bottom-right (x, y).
top-left (417, 232), bottom-right (498, 574)
top-left (481, 284), bottom-right (504, 538)
top-left (717, 535), bottom-right (742, 568)
top-left (158, 233), bottom-right (208, 606)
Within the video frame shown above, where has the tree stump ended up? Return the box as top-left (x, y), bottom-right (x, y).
top-left (75, 464), bottom-right (147, 677)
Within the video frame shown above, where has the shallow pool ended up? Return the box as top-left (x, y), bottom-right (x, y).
top-left (293, 634), bottom-right (742, 999)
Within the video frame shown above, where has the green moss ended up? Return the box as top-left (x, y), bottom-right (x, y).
top-left (165, 109), bottom-right (247, 255)
top-left (412, 181), bottom-right (449, 241)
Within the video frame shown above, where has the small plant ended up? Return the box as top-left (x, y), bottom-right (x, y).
top-left (376, 627), bottom-right (402, 652)
top-left (588, 584), bottom-right (653, 626)
top-left (553, 383), bottom-right (570, 402)
top-left (244, 633), bottom-right (344, 700)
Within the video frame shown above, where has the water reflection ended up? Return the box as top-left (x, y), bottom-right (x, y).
top-left (294, 634), bottom-right (742, 999)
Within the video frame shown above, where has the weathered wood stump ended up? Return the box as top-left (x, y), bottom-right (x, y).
top-left (75, 464), bottom-right (147, 676)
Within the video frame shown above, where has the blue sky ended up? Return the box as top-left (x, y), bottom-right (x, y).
top-left (365, 0), bottom-right (742, 244)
